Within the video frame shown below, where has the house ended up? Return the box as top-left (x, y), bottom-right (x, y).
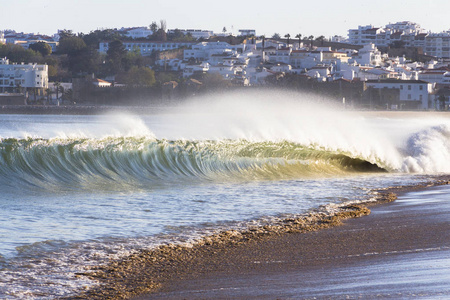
top-left (350, 44), bottom-right (383, 66)
top-left (365, 79), bottom-right (433, 109)
top-left (419, 68), bottom-right (450, 84)
top-left (239, 29), bottom-right (256, 36)
top-left (183, 62), bottom-right (210, 78)
top-left (121, 27), bottom-right (153, 39)
top-left (92, 78), bottom-right (112, 87)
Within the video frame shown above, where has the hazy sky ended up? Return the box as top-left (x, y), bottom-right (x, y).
top-left (2, 0), bottom-right (449, 38)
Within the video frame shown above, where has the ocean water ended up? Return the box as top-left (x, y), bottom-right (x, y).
top-left (1, 91), bottom-right (449, 298)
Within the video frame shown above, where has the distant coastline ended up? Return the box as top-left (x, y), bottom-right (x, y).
top-left (1, 104), bottom-right (448, 116)
top-left (0, 105), bottom-right (172, 115)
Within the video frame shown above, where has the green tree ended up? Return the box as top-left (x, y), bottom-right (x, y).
top-left (295, 34), bottom-right (302, 47)
top-left (315, 35), bottom-right (325, 46)
top-left (167, 29), bottom-right (195, 42)
top-left (308, 35), bottom-right (314, 47)
top-left (57, 36), bottom-right (86, 55)
top-left (150, 22), bottom-right (159, 33)
top-left (81, 29), bottom-right (124, 48)
top-left (58, 29), bottom-right (75, 40)
top-left (29, 42), bottom-right (52, 56)
top-left (0, 43), bottom-right (41, 63)
top-left (272, 33), bottom-right (281, 40)
top-left (120, 66), bottom-right (156, 86)
top-left (53, 82), bottom-right (61, 100)
top-left (284, 33), bottom-right (291, 46)
top-left (106, 40), bottom-right (127, 74)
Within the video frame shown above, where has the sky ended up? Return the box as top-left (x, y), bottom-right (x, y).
top-left (1, 0), bottom-right (449, 38)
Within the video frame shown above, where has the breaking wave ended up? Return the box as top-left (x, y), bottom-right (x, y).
top-left (0, 137), bottom-right (389, 191)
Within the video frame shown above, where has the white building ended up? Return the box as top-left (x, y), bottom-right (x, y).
top-left (0, 57), bottom-right (48, 92)
top-left (121, 27), bottom-right (154, 39)
top-left (99, 41), bottom-right (195, 56)
top-left (239, 29), bottom-right (256, 36)
top-left (330, 35), bottom-right (348, 43)
top-left (167, 29), bottom-right (213, 40)
top-left (419, 68), bottom-right (450, 84)
top-left (348, 21), bottom-right (450, 58)
top-left (0, 31), bottom-right (5, 44)
top-left (365, 79), bottom-right (433, 109)
top-left (350, 44), bottom-right (383, 66)
top-left (348, 25), bottom-right (383, 45)
top-left (424, 31), bottom-right (450, 59)
top-left (183, 41), bottom-right (246, 61)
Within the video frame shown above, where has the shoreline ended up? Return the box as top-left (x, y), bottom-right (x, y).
top-left (1, 104), bottom-right (449, 116)
top-left (69, 176), bottom-right (450, 299)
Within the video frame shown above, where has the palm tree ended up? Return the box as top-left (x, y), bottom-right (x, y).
top-left (308, 35), bottom-right (314, 48)
top-left (54, 82), bottom-right (61, 101)
top-left (46, 88), bottom-right (51, 105)
top-left (284, 33), bottom-right (291, 46)
top-left (295, 34), bottom-right (302, 48)
top-left (315, 35), bottom-right (325, 46)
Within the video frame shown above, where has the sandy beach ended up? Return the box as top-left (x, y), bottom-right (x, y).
top-left (128, 184), bottom-right (449, 299)
top-left (69, 180), bottom-right (450, 300)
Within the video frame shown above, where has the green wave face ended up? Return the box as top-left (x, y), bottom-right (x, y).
top-left (0, 137), bottom-right (387, 191)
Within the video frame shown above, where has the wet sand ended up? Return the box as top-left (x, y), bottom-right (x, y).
top-left (135, 184), bottom-right (450, 299)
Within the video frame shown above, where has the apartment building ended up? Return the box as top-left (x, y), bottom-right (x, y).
top-left (0, 58), bottom-right (48, 93)
top-left (99, 41), bottom-right (195, 56)
top-left (424, 32), bottom-right (450, 59)
top-left (348, 21), bottom-right (450, 58)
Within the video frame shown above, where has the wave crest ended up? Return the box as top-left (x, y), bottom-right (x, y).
top-left (0, 137), bottom-right (387, 191)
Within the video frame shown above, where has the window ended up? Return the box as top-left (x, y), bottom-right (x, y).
top-left (419, 85), bottom-right (423, 90)
top-left (419, 95), bottom-right (423, 101)
top-left (408, 94), bottom-right (411, 100)
top-left (400, 85), bottom-right (403, 90)
top-left (408, 85), bottom-right (411, 90)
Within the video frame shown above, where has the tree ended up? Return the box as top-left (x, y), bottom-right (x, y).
top-left (54, 82), bottom-right (61, 100)
top-left (389, 41), bottom-right (406, 49)
top-left (437, 94), bottom-right (446, 111)
top-left (308, 35), bottom-right (314, 47)
top-left (295, 34), bottom-right (302, 47)
top-left (106, 40), bottom-right (127, 74)
top-left (58, 29), bottom-right (75, 40)
top-left (160, 20), bottom-right (167, 32)
top-left (57, 36), bottom-right (86, 55)
top-left (223, 27), bottom-right (227, 34)
top-left (150, 22), bottom-right (159, 33)
top-left (81, 29), bottom-right (124, 48)
top-left (201, 72), bottom-right (229, 89)
top-left (119, 66), bottom-right (156, 86)
top-left (284, 33), bottom-right (291, 46)
top-left (29, 42), bottom-right (52, 56)
top-left (315, 35), bottom-right (325, 46)
top-left (0, 43), bottom-right (41, 63)
top-left (272, 33), bottom-right (281, 40)
top-left (46, 88), bottom-right (51, 104)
